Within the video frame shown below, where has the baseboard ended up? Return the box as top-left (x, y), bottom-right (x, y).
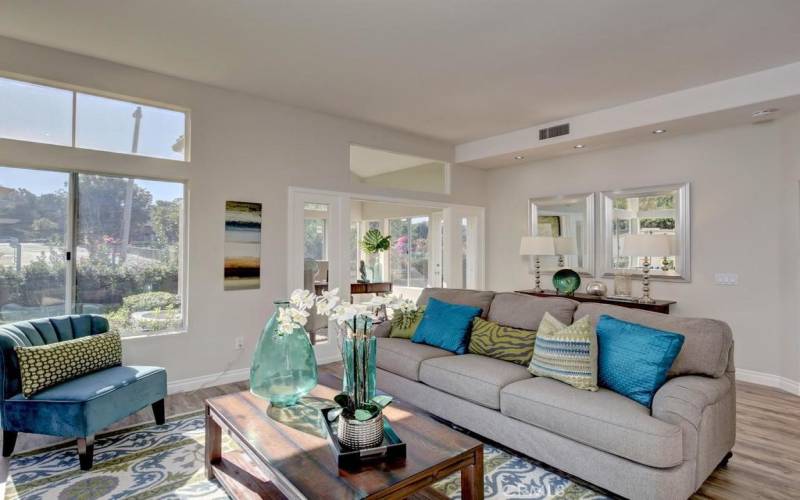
top-left (167, 367), bottom-right (250, 394)
top-left (736, 369), bottom-right (800, 396)
top-left (166, 356), bottom-right (341, 395)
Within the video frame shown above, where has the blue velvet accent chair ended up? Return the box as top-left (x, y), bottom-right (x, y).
top-left (0, 314), bottom-right (167, 470)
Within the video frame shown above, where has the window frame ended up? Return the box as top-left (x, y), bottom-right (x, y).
top-left (387, 215), bottom-right (431, 289)
top-left (0, 163), bottom-right (189, 338)
top-left (0, 71), bottom-right (191, 162)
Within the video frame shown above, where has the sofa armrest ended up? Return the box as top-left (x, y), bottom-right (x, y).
top-left (373, 320), bottom-right (392, 338)
top-left (652, 375), bottom-right (732, 431)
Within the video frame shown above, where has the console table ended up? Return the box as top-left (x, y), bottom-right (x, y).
top-left (515, 289), bottom-right (676, 314)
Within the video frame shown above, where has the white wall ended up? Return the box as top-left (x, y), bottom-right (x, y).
top-left (779, 112), bottom-right (800, 384)
top-left (485, 117), bottom-right (800, 384)
top-left (0, 37), bottom-right (487, 385)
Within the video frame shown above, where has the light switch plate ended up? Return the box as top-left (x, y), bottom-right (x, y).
top-left (714, 273), bottom-right (738, 286)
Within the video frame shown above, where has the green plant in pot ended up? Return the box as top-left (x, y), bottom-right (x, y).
top-left (360, 229), bottom-right (390, 283)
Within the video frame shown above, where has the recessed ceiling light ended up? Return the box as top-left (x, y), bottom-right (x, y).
top-left (574, 144), bottom-right (585, 149)
top-left (514, 155), bottom-right (525, 160)
top-left (652, 129), bottom-right (667, 134)
top-left (752, 108), bottom-right (779, 118)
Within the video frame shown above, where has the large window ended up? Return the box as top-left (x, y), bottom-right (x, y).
top-left (0, 166), bottom-right (186, 337)
top-left (389, 216), bottom-right (429, 288)
top-left (0, 75), bottom-right (188, 161)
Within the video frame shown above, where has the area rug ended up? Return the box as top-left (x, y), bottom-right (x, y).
top-left (5, 412), bottom-right (607, 499)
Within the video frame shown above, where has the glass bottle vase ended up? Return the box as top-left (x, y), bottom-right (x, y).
top-left (250, 301), bottom-right (318, 407)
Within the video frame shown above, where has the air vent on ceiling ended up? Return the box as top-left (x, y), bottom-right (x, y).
top-left (539, 123), bottom-right (570, 140)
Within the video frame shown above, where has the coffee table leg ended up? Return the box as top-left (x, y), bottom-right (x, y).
top-left (461, 445), bottom-right (484, 499)
top-left (205, 405), bottom-right (222, 480)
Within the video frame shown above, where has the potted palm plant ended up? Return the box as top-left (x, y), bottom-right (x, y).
top-left (360, 229), bottom-right (390, 283)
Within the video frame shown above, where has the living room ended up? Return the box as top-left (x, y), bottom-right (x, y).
top-left (0, 2), bottom-right (798, 499)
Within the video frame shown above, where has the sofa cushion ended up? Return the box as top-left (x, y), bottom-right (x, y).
top-left (576, 303), bottom-right (733, 378)
top-left (412, 298), bottom-right (481, 354)
top-left (389, 306), bottom-right (425, 339)
top-left (500, 377), bottom-right (683, 468)
top-left (468, 317), bottom-right (536, 366)
top-left (16, 332), bottom-right (122, 397)
top-left (417, 288), bottom-right (495, 318)
top-left (596, 315), bottom-right (685, 407)
top-left (487, 292), bottom-right (578, 330)
top-left (420, 354), bottom-right (531, 409)
top-left (376, 337), bottom-right (453, 381)
top-left (529, 313), bottom-right (598, 391)
top-left (3, 365), bottom-right (167, 437)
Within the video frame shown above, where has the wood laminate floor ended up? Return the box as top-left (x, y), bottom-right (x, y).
top-left (1, 366), bottom-right (798, 499)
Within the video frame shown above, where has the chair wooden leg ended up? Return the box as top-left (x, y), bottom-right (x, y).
top-left (720, 451), bottom-right (733, 468)
top-left (152, 399), bottom-right (166, 425)
top-left (2, 431), bottom-right (17, 457)
top-left (77, 436), bottom-right (95, 470)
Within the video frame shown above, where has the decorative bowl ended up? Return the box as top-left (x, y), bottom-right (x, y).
top-left (585, 280), bottom-right (608, 296)
top-left (552, 269), bottom-right (581, 295)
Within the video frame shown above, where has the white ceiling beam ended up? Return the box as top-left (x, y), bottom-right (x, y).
top-left (456, 62), bottom-right (800, 168)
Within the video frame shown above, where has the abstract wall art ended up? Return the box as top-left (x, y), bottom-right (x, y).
top-left (224, 201), bottom-right (262, 290)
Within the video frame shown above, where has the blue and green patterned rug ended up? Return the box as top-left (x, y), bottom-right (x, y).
top-left (5, 412), bottom-right (607, 499)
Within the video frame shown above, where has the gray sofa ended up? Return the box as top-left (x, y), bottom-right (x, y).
top-left (374, 289), bottom-right (735, 500)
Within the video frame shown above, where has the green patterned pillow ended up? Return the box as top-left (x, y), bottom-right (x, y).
top-left (528, 313), bottom-right (598, 391)
top-left (15, 332), bottom-right (122, 398)
top-left (389, 306), bottom-right (426, 339)
top-left (468, 317), bottom-right (537, 365)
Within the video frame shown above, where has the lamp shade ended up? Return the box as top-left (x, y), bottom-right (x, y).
top-left (621, 234), bottom-right (672, 257)
top-left (520, 236), bottom-right (556, 256)
top-left (555, 236), bottom-right (578, 256)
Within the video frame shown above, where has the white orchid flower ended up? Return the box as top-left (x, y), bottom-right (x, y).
top-left (316, 287), bottom-right (341, 315)
top-left (289, 289), bottom-right (315, 311)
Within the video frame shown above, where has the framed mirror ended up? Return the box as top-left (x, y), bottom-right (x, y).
top-left (600, 182), bottom-right (691, 281)
top-left (529, 193), bottom-right (595, 276)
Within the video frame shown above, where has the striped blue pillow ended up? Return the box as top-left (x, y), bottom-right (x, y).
top-left (528, 313), bottom-right (598, 391)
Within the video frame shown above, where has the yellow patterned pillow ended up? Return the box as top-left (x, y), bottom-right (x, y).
top-left (468, 317), bottom-right (536, 365)
top-left (528, 313), bottom-right (598, 391)
top-left (15, 332), bottom-right (122, 398)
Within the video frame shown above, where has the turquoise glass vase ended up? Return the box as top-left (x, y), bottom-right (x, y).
top-left (250, 301), bottom-right (318, 407)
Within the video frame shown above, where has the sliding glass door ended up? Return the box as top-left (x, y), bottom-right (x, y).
top-left (0, 166), bottom-right (70, 322)
top-left (0, 165), bottom-right (186, 337)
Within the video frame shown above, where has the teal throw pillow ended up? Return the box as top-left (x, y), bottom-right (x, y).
top-left (411, 298), bottom-right (481, 354)
top-left (596, 315), bottom-right (685, 407)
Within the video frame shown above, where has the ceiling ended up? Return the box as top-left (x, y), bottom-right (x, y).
top-left (350, 145), bottom-right (439, 178)
top-left (1, 1), bottom-right (800, 143)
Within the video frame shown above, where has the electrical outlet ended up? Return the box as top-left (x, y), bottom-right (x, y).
top-left (714, 273), bottom-right (738, 286)
top-left (234, 336), bottom-right (245, 350)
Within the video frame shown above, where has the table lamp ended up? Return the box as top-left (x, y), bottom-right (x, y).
top-left (621, 234), bottom-right (672, 304)
top-left (554, 236), bottom-right (578, 267)
top-left (520, 236), bottom-right (556, 293)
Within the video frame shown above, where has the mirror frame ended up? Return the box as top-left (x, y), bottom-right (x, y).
top-left (599, 182), bottom-right (691, 282)
top-left (529, 192), bottom-right (595, 277)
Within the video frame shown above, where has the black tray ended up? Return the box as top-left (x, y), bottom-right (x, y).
top-left (320, 407), bottom-right (407, 469)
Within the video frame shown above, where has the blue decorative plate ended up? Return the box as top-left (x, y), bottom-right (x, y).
top-left (553, 269), bottom-right (581, 295)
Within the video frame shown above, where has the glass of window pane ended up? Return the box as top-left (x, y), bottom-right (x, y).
top-left (0, 77), bottom-right (73, 146)
top-left (75, 93), bottom-right (186, 161)
top-left (409, 216), bottom-right (429, 288)
top-left (389, 218), bottom-right (410, 287)
top-left (0, 166), bottom-right (69, 323)
top-left (75, 174), bottom-right (184, 336)
top-left (303, 202), bottom-right (329, 344)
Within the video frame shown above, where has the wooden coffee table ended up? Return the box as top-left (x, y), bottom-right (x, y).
top-left (205, 372), bottom-right (484, 499)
